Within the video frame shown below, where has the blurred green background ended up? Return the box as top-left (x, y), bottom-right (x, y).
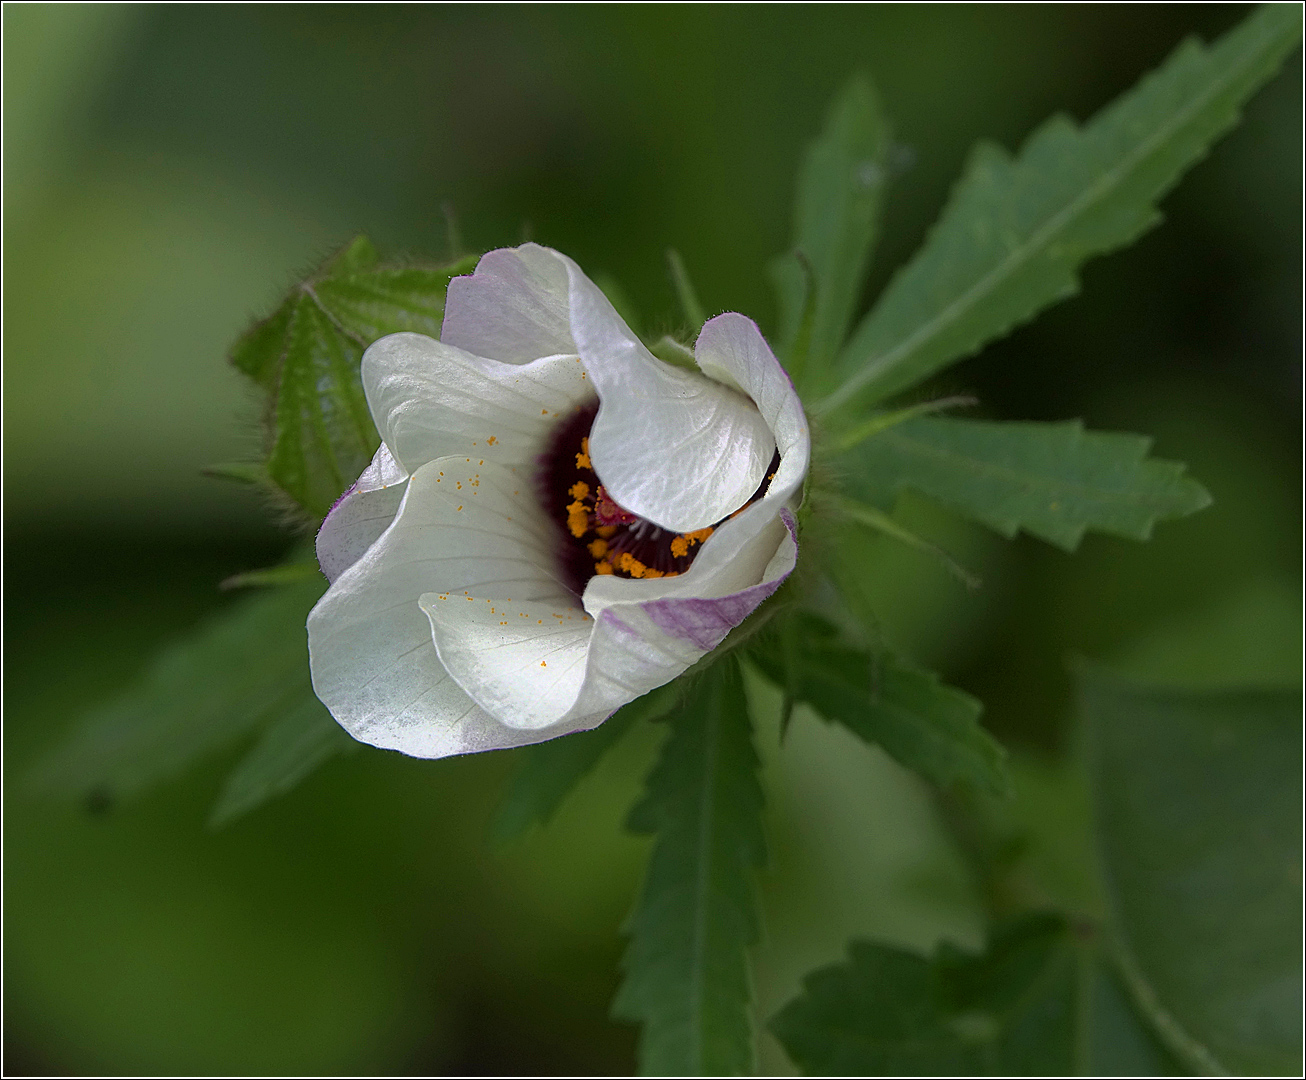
top-left (4, 5), bottom-right (1299, 1074)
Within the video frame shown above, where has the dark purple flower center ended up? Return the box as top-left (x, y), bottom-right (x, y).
top-left (540, 402), bottom-right (779, 595)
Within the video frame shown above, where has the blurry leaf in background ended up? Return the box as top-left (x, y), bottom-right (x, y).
top-left (30, 574), bottom-right (327, 813)
top-left (818, 3), bottom-right (1303, 416)
top-left (770, 73), bottom-right (891, 385)
top-left (843, 416), bottom-right (1211, 551)
top-left (209, 694), bottom-right (356, 829)
top-left (1104, 577), bottom-right (1302, 690)
top-left (1081, 668), bottom-right (1303, 1076)
top-left (494, 680), bottom-right (681, 841)
top-left (229, 236), bottom-right (476, 518)
top-left (771, 912), bottom-right (1181, 1076)
top-left (613, 657), bottom-right (766, 1075)
top-left (749, 612), bottom-right (1008, 795)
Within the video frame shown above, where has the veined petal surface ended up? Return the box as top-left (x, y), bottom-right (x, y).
top-left (363, 332), bottom-right (593, 475)
top-left (308, 455), bottom-right (579, 756)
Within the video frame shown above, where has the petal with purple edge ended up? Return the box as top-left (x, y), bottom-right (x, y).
top-left (441, 243), bottom-right (576, 364)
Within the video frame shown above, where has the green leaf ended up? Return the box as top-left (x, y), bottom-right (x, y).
top-left (1080, 668), bottom-right (1302, 1076)
top-left (773, 915), bottom-right (1185, 1076)
top-left (219, 561), bottom-right (322, 591)
top-left (613, 657), bottom-right (766, 1075)
top-left (844, 416), bottom-right (1211, 551)
top-left (493, 681), bottom-right (681, 841)
top-left (229, 237), bottom-right (475, 518)
top-left (30, 575), bottom-right (327, 808)
top-left (818, 5), bottom-right (1302, 416)
top-left (772, 74), bottom-right (891, 384)
top-left (750, 612), bottom-right (1008, 795)
top-left (771, 913), bottom-right (1081, 1075)
top-left (208, 693), bottom-right (355, 828)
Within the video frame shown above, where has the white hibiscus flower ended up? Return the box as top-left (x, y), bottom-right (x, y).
top-left (307, 244), bottom-right (810, 758)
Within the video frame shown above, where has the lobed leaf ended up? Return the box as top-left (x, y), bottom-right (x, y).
top-left (818, 5), bottom-right (1302, 416)
top-left (229, 236), bottom-right (475, 518)
top-left (493, 681), bottom-right (682, 841)
top-left (842, 415), bottom-right (1211, 551)
top-left (750, 612), bottom-right (1008, 795)
top-left (30, 575), bottom-right (328, 808)
top-left (772, 913), bottom-right (1181, 1076)
top-left (613, 657), bottom-right (766, 1075)
top-left (771, 73), bottom-right (891, 386)
top-left (1081, 667), bottom-right (1303, 1076)
top-left (771, 914), bottom-right (1079, 1075)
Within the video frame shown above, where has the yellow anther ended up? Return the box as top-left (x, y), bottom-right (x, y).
top-left (569, 481), bottom-right (590, 500)
top-left (595, 560), bottom-right (613, 575)
top-left (670, 535), bottom-right (689, 558)
top-left (587, 538), bottom-right (608, 558)
top-left (618, 552), bottom-right (650, 578)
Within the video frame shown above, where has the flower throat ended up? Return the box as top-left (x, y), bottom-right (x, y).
top-left (541, 402), bottom-right (779, 594)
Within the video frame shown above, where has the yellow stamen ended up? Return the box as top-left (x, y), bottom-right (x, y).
top-left (588, 538), bottom-right (609, 558)
top-left (595, 560), bottom-right (613, 575)
top-left (670, 535), bottom-right (689, 558)
top-left (569, 481), bottom-right (590, 500)
top-left (575, 436), bottom-right (591, 470)
top-left (618, 552), bottom-right (650, 578)
top-left (566, 501), bottom-right (590, 538)
top-left (596, 525), bottom-right (617, 539)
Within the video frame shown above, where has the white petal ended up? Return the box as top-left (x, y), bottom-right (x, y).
top-left (307, 455), bottom-right (579, 758)
top-left (560, 256), bottom-right (776, 533)
top-left (421, 595), bottom-right (597, 731)
top-left (316, 443), bottom-right (409, 584)
top-left (441, 243), bottom-right (576, 363)
top-left (694, 312), bottom-right (810, 512)
top-left (578, 317), bottom-right (808, 617)
top-left (363, 332), bottom-right (594, 475)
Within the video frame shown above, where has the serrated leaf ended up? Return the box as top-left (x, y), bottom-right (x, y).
top-left (313, 255), bottom-right (477, 342)
top-left (818, 5), bottom-right (1302, 415)
top-left (771, 913), bottom-right (1081, 1075)
top-left (750, 612), bottom-right (1008, 795)
top-left (266, 293), bottom-right (375, 515)
top-left (844, 416), bottom-right (1211, 551)
top-left (493, 680), bottom-right (681, 841)
top-left (772, 73), bottom-right (891, 384)
top-left (29, 575), bottom-right (327, 807)
top-left (209, 692), bottom-right (355, 828)
top-left (228, 237), bottom-right (474, 518)
top-left (1080, 668), bottom-right (1302, 1076)
top-left (613, 657), bottom-right (765, 1075)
